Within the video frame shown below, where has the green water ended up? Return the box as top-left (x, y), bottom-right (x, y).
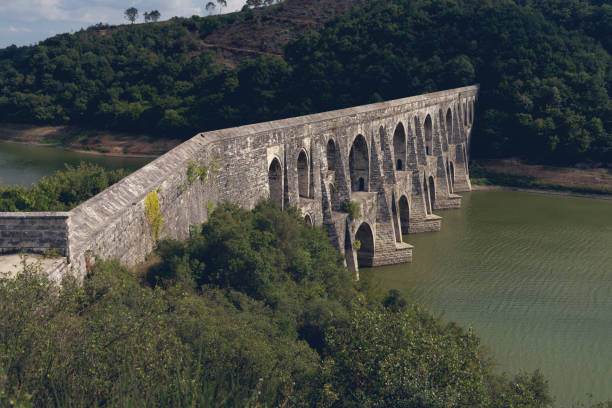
top-left (364, 191), bottom-right (612, 405)
top-left (0, 141), bottom-right (151, 186)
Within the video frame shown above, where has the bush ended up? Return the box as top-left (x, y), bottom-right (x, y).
top-left (342, 201), bottom-right (361, 220)
top-left (0, 202), bottom-right (559, 406)
top-left (0, 162), bottom-right (128, 211)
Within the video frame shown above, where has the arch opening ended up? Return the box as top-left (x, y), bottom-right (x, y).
top-left (428, 176), bottom-right (436, 211)
top-left (393, 123), bottom-right (407, 171)
top-left (329, 182), bottom-right (338, 208)
top-left (304, 214), bottom-right (313, 227)
top-left (449, 162), bottom-right (455, 191)
top-left (438, 108), bottom-right (446, 151)
top-left (424, 115), bottom-right (433, 156)
top-left (423, 174), bottom-right (431, 215)
top-left (349, 134), bottom-right (369, 192)
top-left (355, 222), bottom-right (374, 267)
top-left (471, 101), bottom-right (474, 123)
top-left (268, 158), bottom-right (283, 209)
top-left (398, 195), bottom-right (410, 234)
top-left (391, 192), bottom-right (402, 243)
top-left (446, 161), bottom-right (453, 193)
top-left (379, 126), bottom-right (385, 151)
top-left (297, 150), bottom-right (309, 198)
top-left (326, 139), bottom-right (336, 171)
top-left (446, 108), bottom-right (453, 145)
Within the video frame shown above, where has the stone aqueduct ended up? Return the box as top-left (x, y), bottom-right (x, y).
top-left (0, 85), bottom-right (478, 280)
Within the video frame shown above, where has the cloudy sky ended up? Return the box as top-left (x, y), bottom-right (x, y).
top-left (0, 0), bottom-right (246, 48)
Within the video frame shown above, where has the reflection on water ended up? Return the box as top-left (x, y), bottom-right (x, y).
top-left (364, 191), bottom-right (612, 405)
top-left (0, 141), bottom-right (151, 186)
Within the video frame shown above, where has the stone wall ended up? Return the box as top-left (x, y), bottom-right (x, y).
top-left (1, 85), bottom-right (478, 280)
top-left (0, 212), bottom-right (69, 256)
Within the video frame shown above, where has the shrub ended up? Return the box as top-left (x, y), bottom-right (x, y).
top-left (343, 201), bottom-right (361, 220)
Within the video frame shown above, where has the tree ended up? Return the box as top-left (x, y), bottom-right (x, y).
top-left (124, 7), bottom-right (138, 24)
top-left (205, 0), bottom-right (226, 14)
top-left (216, 0), bottom-right (228, 12)
top-left (245, 0), bottom-right (264, 8)
top-left (144, 10), bottom-right (161, 23)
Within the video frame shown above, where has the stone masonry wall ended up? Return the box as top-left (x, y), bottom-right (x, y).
top-left (0, 213), bottom-right (69, 256)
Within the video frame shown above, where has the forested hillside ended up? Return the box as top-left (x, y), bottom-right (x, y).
top-left (0, 0), bottom-right (610, 164)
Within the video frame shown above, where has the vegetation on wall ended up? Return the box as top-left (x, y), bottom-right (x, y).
top-left (0, 162), bottom-right (128, 211)
top-left (343, 201), bottom-right (361, 220)
top-left (0, 0), bottom-right (609, 165)
top-left (186, 160), bottom-right (208, 184)
top-left (144, 189), bottom-right (163, 240)
top-left (0, 201), bottom-right (555, 406)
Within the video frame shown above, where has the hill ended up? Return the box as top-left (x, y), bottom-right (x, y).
top-left (0, 0), bottom-right (610, 165)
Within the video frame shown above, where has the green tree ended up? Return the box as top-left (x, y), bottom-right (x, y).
top-left (216, 0), bottom-right (228, 12)
top-left (144, 10), bottom-right (161, 23)
top-left (124, 7), bottom-right (138, 24)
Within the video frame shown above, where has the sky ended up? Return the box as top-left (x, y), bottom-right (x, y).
top-left (0, 0), bottom-right (246, 49)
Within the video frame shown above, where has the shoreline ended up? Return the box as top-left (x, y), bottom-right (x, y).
top-left (0, 122), bottom-right (181, 158)
top-left (471, 184), bottom-right (612, 201)
top-left (0, 138), bottom-right (162, 159)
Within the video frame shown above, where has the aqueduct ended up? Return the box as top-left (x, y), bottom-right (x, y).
top-left (0, 85), bottom-right (478, 280)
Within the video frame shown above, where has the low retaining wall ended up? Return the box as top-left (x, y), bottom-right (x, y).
top-left (0, 212), bottom-right (70, 257)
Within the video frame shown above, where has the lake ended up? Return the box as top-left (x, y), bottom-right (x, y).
top-left (0, 141), bottom-right (151, 186)
top-left (364, 190), bottom-right (612, 405)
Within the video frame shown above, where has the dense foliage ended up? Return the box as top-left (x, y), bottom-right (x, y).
top-left (286, 0), bottom-right (612, 164)
top-left (0, 0), bottom-right (610, 164)
top-left (0, 202), bottom-right (554, 406)
top-left (0, 162), bottom-right (128, 211)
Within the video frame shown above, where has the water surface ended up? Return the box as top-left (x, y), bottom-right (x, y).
top-left (0, 141), bottom-right (151, 186)
top-left (364, 191), bottom-right (612, 405)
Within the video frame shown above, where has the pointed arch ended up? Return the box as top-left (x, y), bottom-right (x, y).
top-left (304, 214), bottom-right (313, 227)
top-left (349, 134), bottom-right (369, 192)
top-left (424, 115), bottom-right (433, 156)
top-left (326, 139), bottom-right (337, 171)
top-left (446, 108), bottom-right (453, 145)
top-left (297, 149), bottom-right (309, 198)
top-left (391, 191), bottom-right (402, 242)
top-left (428, 176), bottom-right (436, 211)
top-left (268, 158), bottom-right (283, 208)
top-left (438, 108), bottom-right (447, 152)
top-left (471, 100), bottom-right (475, 123)
top-left (355, 222), bottom-right (374, 267)
top-left (398, 195), bottom-right (410, 234)
top-left (468, 100), bottom-right (474, 125)
top-left (393, 122), bottom-right (407, 170)
top-left (379, 126), bottom-right (386, 151)
top-left (446, 160), bottom-right (452, 194)
top-left (423, 174), bottom-right (431, 215)
top-left (414, 116), bottom-right (425, 161)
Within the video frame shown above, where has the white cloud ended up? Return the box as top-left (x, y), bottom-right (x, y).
top-left (7, 25), bottom-right (32, 32)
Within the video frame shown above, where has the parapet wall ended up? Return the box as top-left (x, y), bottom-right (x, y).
top-left (0, 212), bottom-right (70, 257)
top-left (1, 85), bottom-right (478, 280)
